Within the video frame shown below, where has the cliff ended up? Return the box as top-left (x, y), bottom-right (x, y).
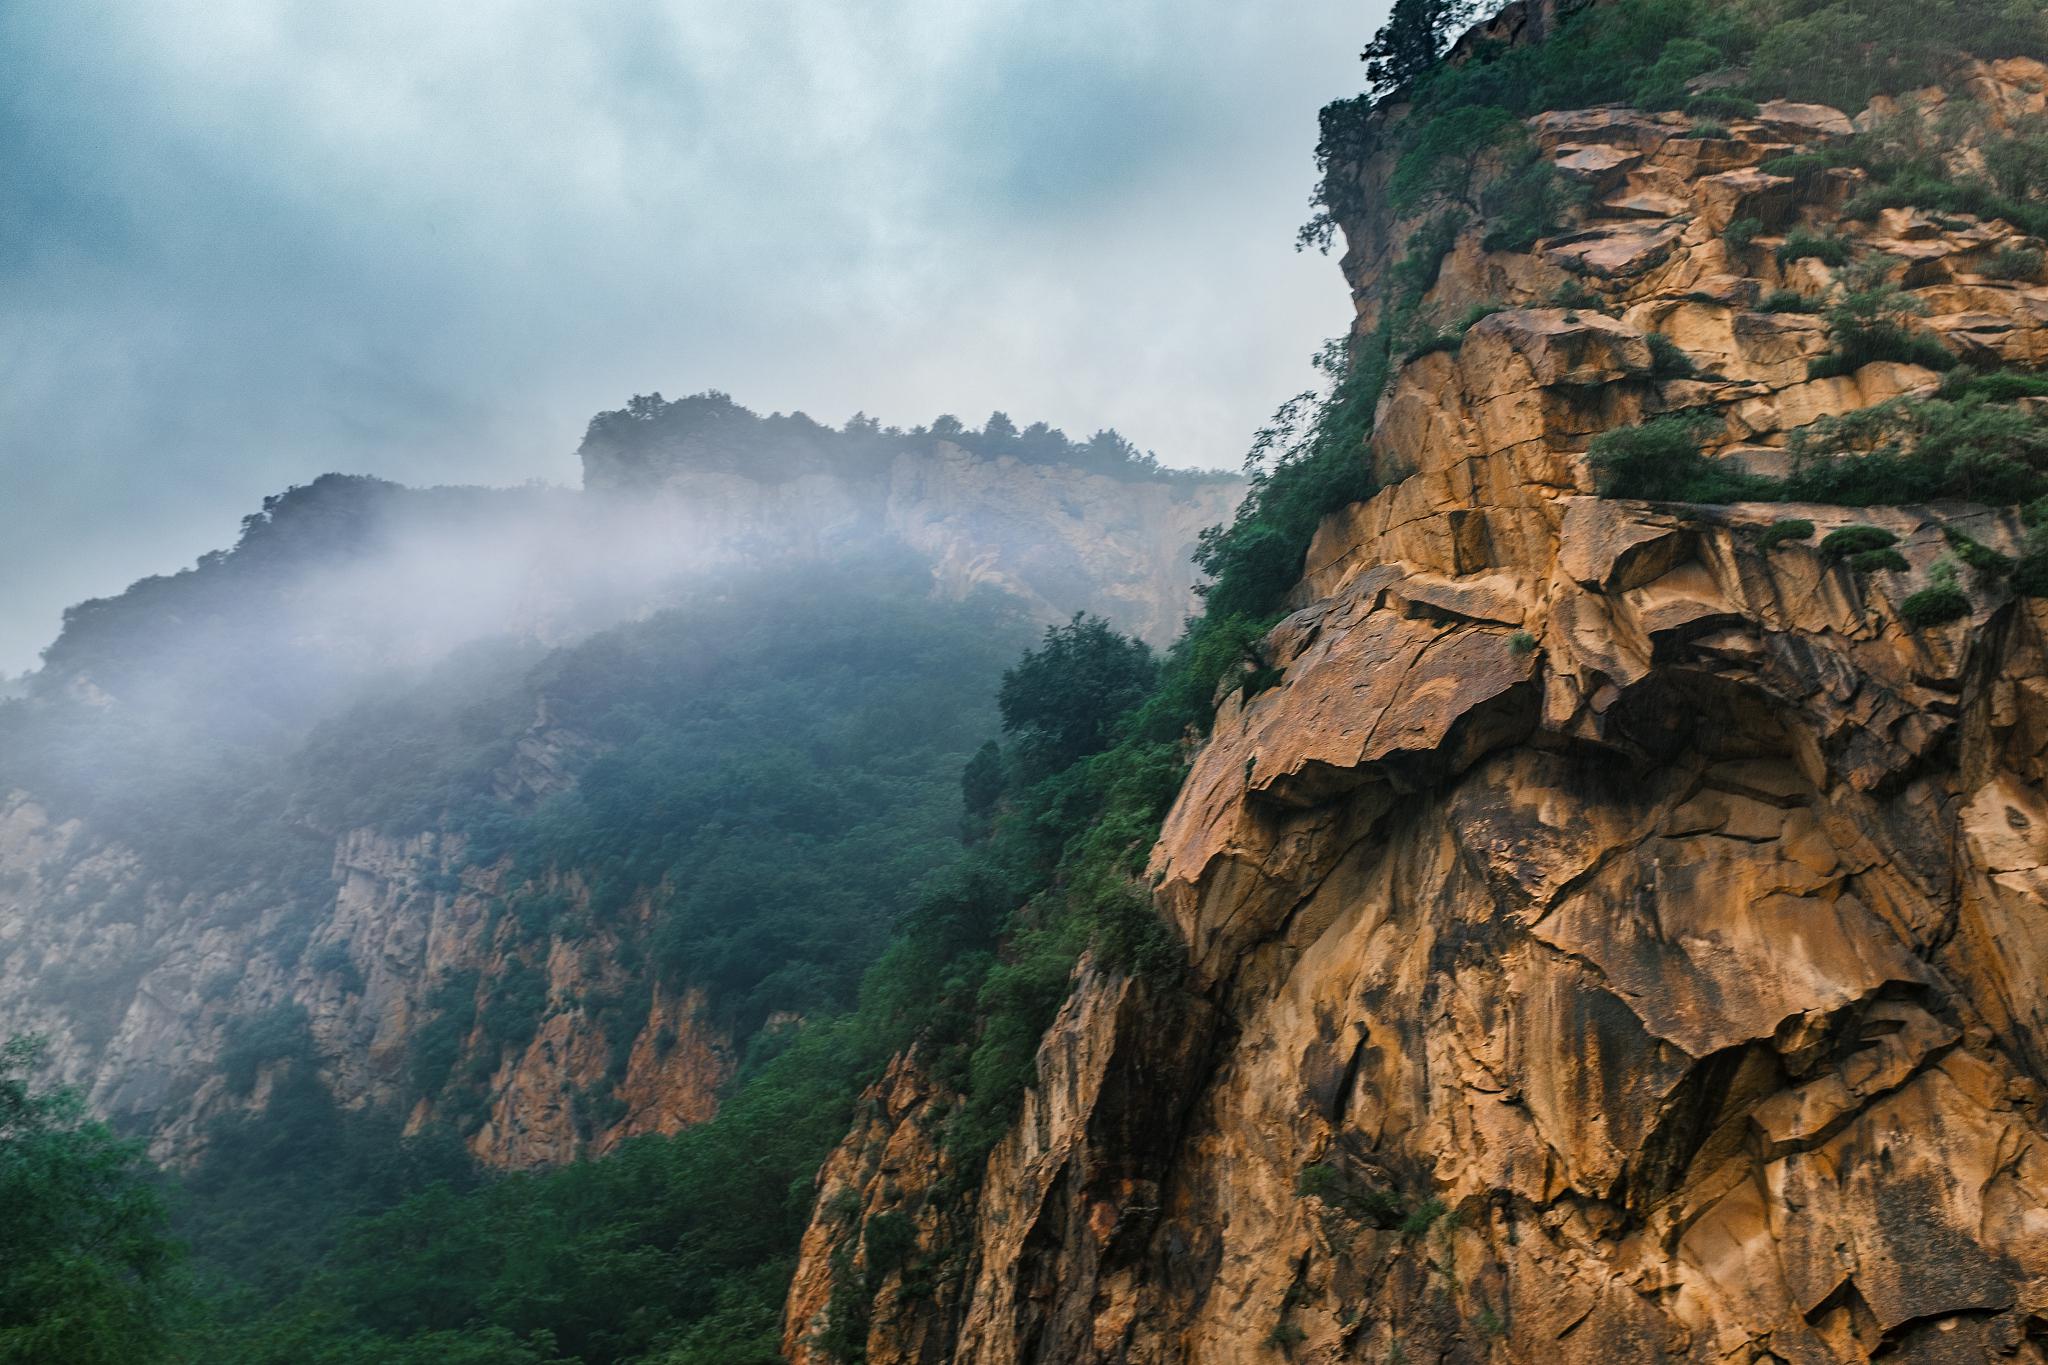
top-left (0, 407), bottom-right (1238, 1169)
top-left (782, 41), bottom-right (2048, 1365)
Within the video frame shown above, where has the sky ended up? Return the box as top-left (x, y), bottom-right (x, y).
top-left (0, 0), bottom-right (1385, 674)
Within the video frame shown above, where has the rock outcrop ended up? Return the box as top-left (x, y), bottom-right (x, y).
top-left (782, 55), bottom-right (2048, 1365)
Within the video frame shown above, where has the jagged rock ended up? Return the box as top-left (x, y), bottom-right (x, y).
top-left (783, 56), bottom-right (2048, 1365)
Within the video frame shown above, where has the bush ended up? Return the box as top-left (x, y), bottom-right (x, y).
top-left (1900, 580), bottom-right (1971, 625)
top-left (1983, 246), bottom-right (2045, 282)
top-left (1481, 155), bottom-right (1584, 253)
top-left (1777, 230), bottom-right (1853, 267)
top-left (1820, 524), bottom-right (1900, 560)
top-left (1759, 518), bottom-right (1816, 550)
top-left (1785, 395), bottom-right (2048, 505)
top-left (1807, 256), bottom-right (1952, 376)
top-left (221, 1004), bottom-right (313, 1096)
top-left (1724, 217), bottom-right (1765, 255)
top-left (1759, 290), bottom-right (1820, 312)
top-left (1851, 547), bottom-right (1911, 572)
top-left (1944, 527), bottom-right (2014, 575)
top-left (1589, 415), bottom-right (1767, 502)
top-left (1685, 119), bottom-right (1730, 140)
top-left (0, 1038), bottom-right (183, 1364)
top-left (1646, 332), bottom-right (1699, 378)
top-left (1686, 93), bottom-right (1757, 122)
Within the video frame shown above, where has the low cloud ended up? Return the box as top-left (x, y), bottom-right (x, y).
top-left (0, 0), bottom-right (1380, 671)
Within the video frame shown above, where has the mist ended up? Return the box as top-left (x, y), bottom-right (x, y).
top-left (0, 0), bottom-right (1381, 675)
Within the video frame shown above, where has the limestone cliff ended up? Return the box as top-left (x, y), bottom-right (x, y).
top-left (782, 52), bottom-right (2048, 1365)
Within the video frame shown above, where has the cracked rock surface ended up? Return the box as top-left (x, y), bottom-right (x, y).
top-left (783, 56), bottom-right (2048, 1365)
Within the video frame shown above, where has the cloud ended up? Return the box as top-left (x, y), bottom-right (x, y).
top-left (0, 0), bottom-right (1383, 672)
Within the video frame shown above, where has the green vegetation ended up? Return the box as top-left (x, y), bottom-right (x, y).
top-left (1723, 216), bottom-right (1765, 255)
top-left (1758, 290), bottom-right (1820, 313)
top-left (1900, 574), bottom-right (1972, 624)
top-left (1758, 518), bottom-right (1816, 551)
top-left (1820, 524), bottom-right (1901, 560)
top-left (1311, 0), bottom-right (2048, 262)
top-left (1597, 390), bottom-right (2048, 515)
top-left (1807, 257), bottom-right (1953, 377)
top-left (1776, 230), bottom-right (1853, 268)
top-left (1590, 414), bottom-right (1769, 503)
top-left (1984, 245), bottom-right (2045, 281)
top-left (148, 324), bottom-right (1392, 1360)
top-left (1646, 332), bottom-right (1698, 379)
top-left (582, 391), bottom-right (1213, 488)
top-left (0, 1037), bottom-right (182, 1364)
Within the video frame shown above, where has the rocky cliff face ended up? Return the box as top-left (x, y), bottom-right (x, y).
top-left (782, 55), bottom-right (2048, 1365)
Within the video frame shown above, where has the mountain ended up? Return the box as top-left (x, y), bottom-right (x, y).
top-left (0, 400), bottom-right (1240, 1170)
top-left (777, 8), bottom-right (2048, 1363)
top-left (15, 1), bottom-right (2048, 1361)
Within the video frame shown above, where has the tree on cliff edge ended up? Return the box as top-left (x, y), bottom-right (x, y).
top-left (1362, 0), bottom-right (1479, 99)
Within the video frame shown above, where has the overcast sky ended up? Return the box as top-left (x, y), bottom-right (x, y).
top-left (1, 0), bottom-right (1384, 673)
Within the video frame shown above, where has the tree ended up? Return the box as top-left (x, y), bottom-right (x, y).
top-left (1362, 0), bottom-right (1477, 101)
top-left (0, 1037), bottom-right (183, 1364)
top-left (998, 615), bottom-right (1156, 772)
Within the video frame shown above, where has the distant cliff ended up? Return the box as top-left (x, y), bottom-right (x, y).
top-left (0, 398), bottom-right (1240, 1168)
top-left (579, 392), bottom-right (1243, 646)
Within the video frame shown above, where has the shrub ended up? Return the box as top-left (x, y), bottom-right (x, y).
top-left (1686, 93), bottom-right (1757, 122)
top-left (220, 1004), bottom-right (313, 1096)
top-left (1944, 526), bottom-right (2014, 575)
top-left (1507, 630), bottom-right (1538, 654)
top-left (1777, 230), bottom-right (1853, 267)
top-left (1646, 332), bottom-right (1699, 378)
top-left (1850, 547), bottom-right (1911, 572)
top-left (1759, 517), bottom-right (1816, 550)
top-left (1820, 524), bottom-right (1900, 560)
top-left (1480, 155), bottom-right (1585, 253)
top-left (1759, 289), bottom-right (1820, 313)
top-left (1550, 278), bottom-right (1600, 309)
top-left (1984, 118), bottom-right (2048, 203)
top-left (1685, 120), bottom-right (1730, 140)
top-left (1589, 414), bottom-right (1767, 503)
top-left (1900, 584), bottom-right (1970, 624)
top-left (1761, 152), bottom-right (1846, 198)
top-left (999, 615), bottom-right (1157, 774)
top-left (1983, 246), bottom-right (2045, 282)
top-left (1786, 395), bottom-right (2048, 505)
top-left (1939, 370), bottom-right (2048, 403)
top-left (1724, 216), bottom-right (1765, 255)
top-left (1808, 256), bottom-right (1951, 376)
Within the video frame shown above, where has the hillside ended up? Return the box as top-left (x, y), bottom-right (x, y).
top-left (0, 401), bottom-right (1239, 1173)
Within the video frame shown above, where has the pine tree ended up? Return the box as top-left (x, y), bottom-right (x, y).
top-left (1361, 0), bottom-right (1476, 100)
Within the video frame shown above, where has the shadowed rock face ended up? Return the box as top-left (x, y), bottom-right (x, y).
top-left (782, 56), bottom-right (2048, 1365)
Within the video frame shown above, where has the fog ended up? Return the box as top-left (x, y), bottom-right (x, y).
top-left (1, 0), bottom-right (1385, 674)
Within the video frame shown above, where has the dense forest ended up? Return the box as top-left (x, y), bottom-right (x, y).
top-left (10, 0), bottom-right (2048, 1359)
